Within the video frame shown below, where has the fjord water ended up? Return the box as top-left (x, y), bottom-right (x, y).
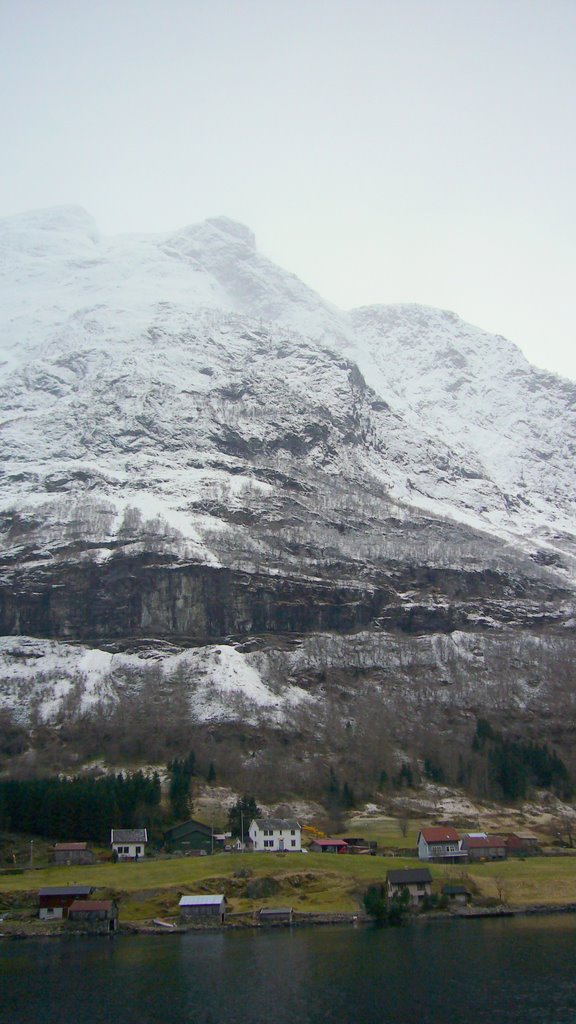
top-left (2, 916), bottom-right (576, 1023)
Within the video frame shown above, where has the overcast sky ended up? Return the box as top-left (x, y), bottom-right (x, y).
top-left (1, 0), bottom-right (575, 379)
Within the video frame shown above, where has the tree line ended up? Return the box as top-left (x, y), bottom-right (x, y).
top-left (0, 771), bottom-right (161, 843)
top-left (467, 718), bottom-right (572, 801)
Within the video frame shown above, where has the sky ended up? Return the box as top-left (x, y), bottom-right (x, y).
top-left (1, 0), bottom-right (575, 380)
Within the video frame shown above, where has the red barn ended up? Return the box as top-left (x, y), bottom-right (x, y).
top-left (38, 885), bottom-right (94, 920)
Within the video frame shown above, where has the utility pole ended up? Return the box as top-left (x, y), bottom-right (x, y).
top-left (29, 839), bottom-right (34, 869)
top-left (241, 809), bottom-right (244, 850)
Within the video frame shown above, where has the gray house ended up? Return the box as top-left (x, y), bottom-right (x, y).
top-left (67, 899), bottom-right (119, 932)
top-left (53, 842), bottom-right (95, 865)
top-left (386, 869), bottom-right (432, 906)
top-left (442, 884), bottom-right (470, 906)
top-left (257, 906), bottom-right (293, 924)
top-left (179, 895), bottom-right (227, 922)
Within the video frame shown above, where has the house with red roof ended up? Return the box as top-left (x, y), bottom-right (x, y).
top-left (505, 833), bottom-right (539, 856)
top-left (309, 838), bottom-right (348, 854)
top-left (417, 827), bottom-right (466, 862)
top-left (461, 833), bottom-right (506, 861)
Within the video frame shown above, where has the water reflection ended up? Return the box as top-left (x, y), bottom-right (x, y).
top-left (2, 916), bottom-right (576, 1023)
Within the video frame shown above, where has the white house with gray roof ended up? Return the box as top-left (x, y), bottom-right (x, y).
top-left (111, 828), bottom-right (148, 860)
top-left (248, 818), bottom-right (301, 852)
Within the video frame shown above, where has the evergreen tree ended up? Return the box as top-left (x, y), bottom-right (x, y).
top-left (227, 796), bottom-right (260, 838)
top-left (167, 754), bottom-right (196, 821)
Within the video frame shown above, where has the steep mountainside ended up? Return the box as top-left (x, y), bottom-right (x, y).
top-left (0, 207), bottom-right (575, 791)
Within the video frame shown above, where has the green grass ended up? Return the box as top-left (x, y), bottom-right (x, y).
top-left (343, 816), bottom-right (420, 849)
top-left (0, 852), bottom-right (404, 892)
top-left (464, 857), bottom-right (576, 906)
top-left (2, 851), bottom-right (576, 919)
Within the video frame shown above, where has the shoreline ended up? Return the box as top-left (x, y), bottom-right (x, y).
top-left (3, 902), bottom-right (576, 940)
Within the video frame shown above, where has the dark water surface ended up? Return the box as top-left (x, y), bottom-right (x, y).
top-left (2, 915), bottom-right (576, 1023)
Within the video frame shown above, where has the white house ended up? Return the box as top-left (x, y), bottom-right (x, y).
top-left (111, 828), bottom-right (148, 860)
top-left (417, 827), bottom-right (466, 862)
top-left (248, 818), bottom-right (301, 852)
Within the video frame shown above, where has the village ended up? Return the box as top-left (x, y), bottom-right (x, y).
top-left (2, 813), bottom-right (574, 937)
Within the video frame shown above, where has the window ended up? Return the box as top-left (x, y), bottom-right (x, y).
top-left (291, 830), bottom-right (296, 836)
top-left (264, 840), bottom-right (274, 848)
top-left (135, 847), bottom-right (141, 854)
top-left (291, 840), bottom-right (296, 847)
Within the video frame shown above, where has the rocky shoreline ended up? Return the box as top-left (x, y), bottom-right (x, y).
top-left (3, 903), bottom-right (576, 940)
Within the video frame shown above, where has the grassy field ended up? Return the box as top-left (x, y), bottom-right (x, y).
top-left (2, 850), bottom-right (576, 922)
top-left (343, 815), bottom-right (421, 849)
top-left (462, 857), bottom-right (576, 906)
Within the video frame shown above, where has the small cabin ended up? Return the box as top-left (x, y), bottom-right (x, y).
top-left (442, 884), bottom-right (470, 906)
top-left (258, 906), bottom-right (293, 924)
top-left (386, 869), bottom-right (432, 906)
top-left (179, 895), bottom-right (227, 922)
top-left (53, 842), bottom-right (95, 866)
top-left (111, 828), bottom-right (147, 861)
top-left (67, 899), bottom-right (118, 932)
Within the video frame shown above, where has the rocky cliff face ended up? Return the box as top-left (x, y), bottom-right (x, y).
top-left (0, 208), bottom-right (575, 784)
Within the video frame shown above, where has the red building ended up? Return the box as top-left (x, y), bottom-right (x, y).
top-left (38, 885), bottom-right (94, 920)
top-left (505, 833), bottom-right (539, 855)
top-left (309, 838), bottom-right (348, 853)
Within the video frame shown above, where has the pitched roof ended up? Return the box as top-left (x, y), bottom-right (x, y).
top-left (419, 827), bottom-right (460, 843)
top-left (252, 818), bottom-right (300, 830)
top-left (54, 842), bottom-right (88, 851)
top-left (164, 819), bottom-right (212, 839)
top-left (38, 886), bottom-right (93, 897)
top-left (463, 834), bottom-right (506, 849)
top-left (311, 838), bottom-right (348, 847)
top-left (68, 900), bottom-right (114, 912)
top-left (387, 869), bottom-right (432, 885)
top-left (111, 829), bottom-right (148, 844)
top-left (442, 885), bottom-right (469, 895)
top-left (179, 894), bottom-right (226, 906)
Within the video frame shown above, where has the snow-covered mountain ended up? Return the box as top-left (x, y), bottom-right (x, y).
top-left (0, 207), bottom-right (575, 784)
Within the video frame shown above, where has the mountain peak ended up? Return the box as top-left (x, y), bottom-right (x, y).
top-left (0, 205), bottom-right (100, 244)
top-left (204, 217), bottom-right (256, 249)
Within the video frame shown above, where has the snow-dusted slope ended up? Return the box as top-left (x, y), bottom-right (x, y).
top-left (1, 206), bottom-right (574, 568)
top-left (349, 304), bottom-right (576, 538)
top-left (1, 206), bottom-right (576, 777)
